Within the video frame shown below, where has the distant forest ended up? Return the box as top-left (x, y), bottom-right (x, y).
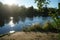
top-left (0, 2), bottom-right (60, 26)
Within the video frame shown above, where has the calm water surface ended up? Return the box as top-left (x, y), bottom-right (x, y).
top-left (0, 16), bottom-right (54, 34)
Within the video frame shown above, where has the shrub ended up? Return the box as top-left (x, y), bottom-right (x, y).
top-left (23, 23), bottom-right (43, 32)
top-left (42, 22), bottom-right (57, 32)
top-left (23, 21), bottom-right (59, 32)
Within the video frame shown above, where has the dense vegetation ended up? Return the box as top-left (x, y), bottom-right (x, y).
top-left (22, 21), bottom-right (60, 32)
top-left (22, 0), bottom-right (60, 32)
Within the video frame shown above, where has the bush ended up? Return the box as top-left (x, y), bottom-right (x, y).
top-left (23, 23), bottom-right (43, 32)
top-left (42, 22), bottom-right (57, 32)
top-left (57, 33), bottom-right (60, 40)
top-left (23, 21), bottom-right (59, 32)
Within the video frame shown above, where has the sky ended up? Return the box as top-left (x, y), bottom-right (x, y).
top-left (0, 0), bottom-right (58, 8)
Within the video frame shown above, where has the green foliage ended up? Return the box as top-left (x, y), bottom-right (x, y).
top-left (58, 3), bottom-right (60, 9)
top-left (35, 0), bottom-right (46, 8)
top-left (23, 21), bottom-right (60, 32)
top-left (49, 13), bottom-right (60, 31)
top-left (35, 0), bottom-right (50, 11)
top-left (42, 22), bottom-right (57, 32)
top-left (57, 33), bottom-right (60, 40)
top-left (23, 23), bottom-right (43, 32)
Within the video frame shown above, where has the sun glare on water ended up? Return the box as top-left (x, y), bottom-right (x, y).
top-left (9, 30), bottom-right (15, 33)
top-left (4, 0), bottom-right (17, 5)
top-left (9, 17), bottom-right (15, 27)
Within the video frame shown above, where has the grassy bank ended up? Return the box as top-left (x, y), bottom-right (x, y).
top-left (22, 22), bottom-right (60, 32)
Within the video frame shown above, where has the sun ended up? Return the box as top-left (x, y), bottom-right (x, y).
top-left (4, 0), bottom-right (17, 5)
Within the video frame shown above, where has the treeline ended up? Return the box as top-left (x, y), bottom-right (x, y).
top-left (0, 2), bottom-right (59, 26)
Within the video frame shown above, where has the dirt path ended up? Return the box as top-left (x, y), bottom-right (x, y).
top-left (0, 32), bottom-right (59, 40)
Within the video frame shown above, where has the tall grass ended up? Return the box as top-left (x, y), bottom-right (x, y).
top-left (42, 22), bottom-right (57, 32)
top-left (23, 23), bottom-right (43, 32)
top-left (22, 21), bottom-right (59, 32)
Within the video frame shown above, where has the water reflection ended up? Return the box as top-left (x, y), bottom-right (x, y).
top-left (9, 30), bottom-right (15, 33)
top-left (0, 16), bottom-right (54, 34)
top-left (8, 17), bottom-right (15, 27)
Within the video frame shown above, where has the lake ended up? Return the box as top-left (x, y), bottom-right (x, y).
top-left (0, 16), bottom-right (56, 34)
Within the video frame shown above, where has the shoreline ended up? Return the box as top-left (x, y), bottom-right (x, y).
top-left (0, 32), bottom-right (59, 40)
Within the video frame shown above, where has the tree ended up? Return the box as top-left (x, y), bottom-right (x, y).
top-left (35, 0), bottom-right (50, 11)
top-left (0, 2), bottom-right (4, 26)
